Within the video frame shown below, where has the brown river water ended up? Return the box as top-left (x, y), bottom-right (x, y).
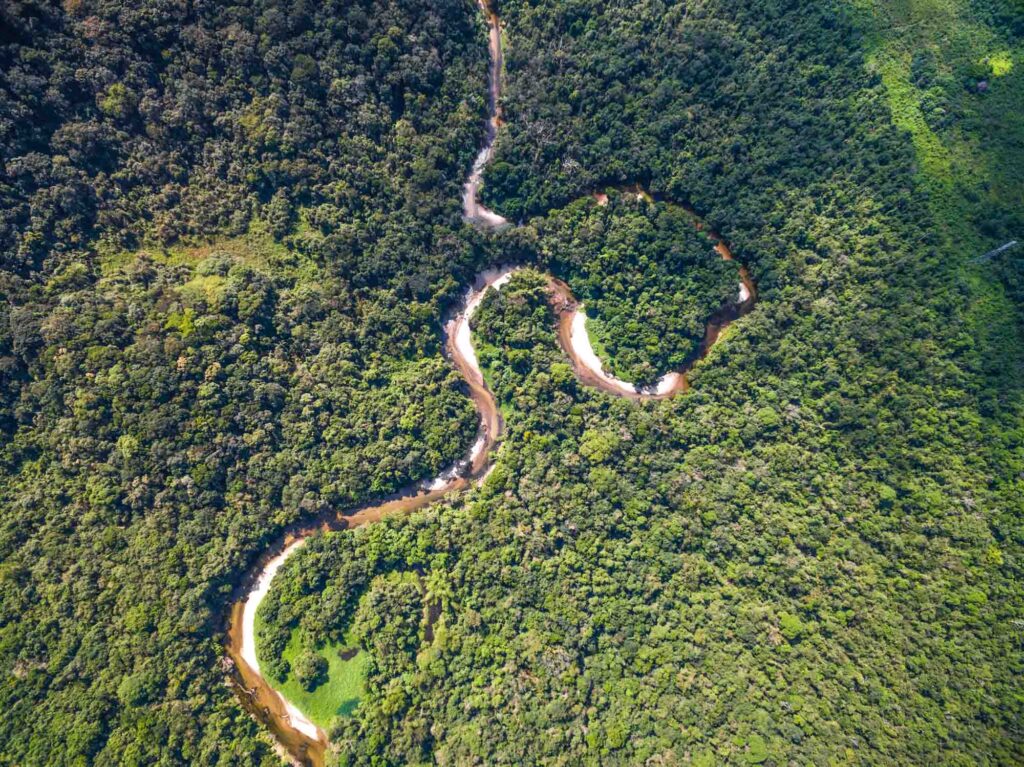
top-left (223, 2), bottom-right (757, 765)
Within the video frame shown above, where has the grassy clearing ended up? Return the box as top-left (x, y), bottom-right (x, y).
top-left (875, 56), bottom-right (953, 189)
top-left (258, 571), bottom-right (435, 730)
top-left (93, 215), bottom-right (334, 286)
top-left (849, 0), bottom-right (1024, 388)
top-left (96, 218), bottom-right (286, 276)
top-left (277, 629), bottom-right (367, 728)
top-left (257, 618), bottom-right (368, 730)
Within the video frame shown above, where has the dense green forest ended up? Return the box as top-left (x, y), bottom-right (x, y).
top-left (533, 195), bottom-right (741, 386)
top-left (0, 0), bottom-right (490, 762)
top-left (1, 0), bottom-right (1022, 766)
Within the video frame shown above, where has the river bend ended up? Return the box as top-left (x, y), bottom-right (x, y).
top-left (224, 2), bottom-right (757, 764)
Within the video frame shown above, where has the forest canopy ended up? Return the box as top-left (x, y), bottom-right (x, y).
top-left (1, 0), bottom-right (1022, 765)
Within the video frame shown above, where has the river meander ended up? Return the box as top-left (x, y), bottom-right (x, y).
top-left (223, 2), bottom-right (757, 764)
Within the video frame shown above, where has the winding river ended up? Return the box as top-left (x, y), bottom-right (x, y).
top-left (224, 2), bottom-right (757, 765)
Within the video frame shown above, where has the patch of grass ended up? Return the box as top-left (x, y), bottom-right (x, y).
top-left (178, 273), bottom-right (228, 307)
top-left (257, 570), bottom-right (435, 730)
top-left (875, 55), bottom-right (954, 189)
top-left (983, 50), bottom-right (1014, 77)
top-left (270, 628), bottom-right (368, 731)
top-left (95, 217), bottom-right (294, 278)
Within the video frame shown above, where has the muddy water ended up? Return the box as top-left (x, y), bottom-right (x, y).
top-left (224, 266), bottom-right (518, 766)
top-left (462, 0), bottom-right (508, 227)
top-left (224, 0), bottom-right (759, 763)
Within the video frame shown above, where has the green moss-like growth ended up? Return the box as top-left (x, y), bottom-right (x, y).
top-left (270, 629), bottom-right (368, 730)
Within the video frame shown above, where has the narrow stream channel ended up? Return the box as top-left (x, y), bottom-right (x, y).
top-left (223, 2), bottom-right (757, 765)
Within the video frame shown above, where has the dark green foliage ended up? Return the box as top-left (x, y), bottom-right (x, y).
top-left (1, 0), bottom-right (1023, 764)
top-left (534, 194), bottom-right (741, 384)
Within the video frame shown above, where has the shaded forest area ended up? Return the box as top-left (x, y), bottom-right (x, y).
top-left (0, 0), bottom-right (491, 763)
top-left (1, 0), bottom-right (1023, 765)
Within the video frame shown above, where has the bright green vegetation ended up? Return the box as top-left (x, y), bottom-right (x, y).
top-left (95, 220), bottom-right (292, 279)
top-left (277, 259), bottom-right (1024, 765)
top-left (0, 0), bottom-right (1022, 765)
top-left (853, 0), bottom-right (1024, 218)
top-left (264, 624), bottom-right (367, 728)
top-left (256, 569), bottom-right (432, 730)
